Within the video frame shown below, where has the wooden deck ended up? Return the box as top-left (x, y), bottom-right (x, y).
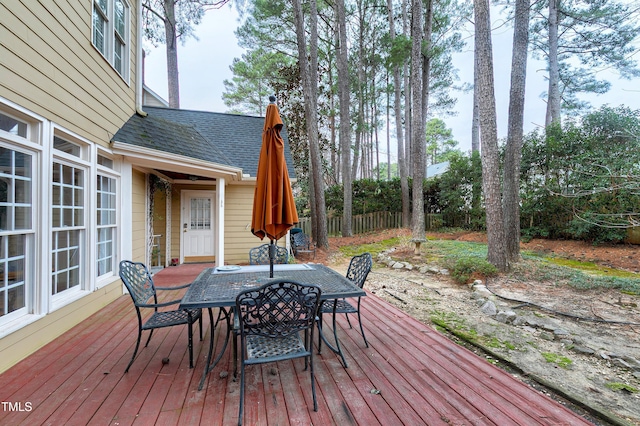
top-left (0, 263), bottom-right (594, 425)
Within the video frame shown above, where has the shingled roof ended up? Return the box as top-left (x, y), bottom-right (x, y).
top-left (112, 106), bottom-right (295, 178)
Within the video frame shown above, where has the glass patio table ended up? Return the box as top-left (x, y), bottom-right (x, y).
top-left (179, 263), bottom-right (366, 390)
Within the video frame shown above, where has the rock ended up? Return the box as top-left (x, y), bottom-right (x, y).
top-left (553, 329), bottom-right (571, 338)
top-left (621, 356), bottom-right (640, 370)
top-left (560, 339), bottom-right (574, 346)
top-left (392, 262), bottom-right (404, 269)
top-left (572, 346), bottom-right (596, 355)
top-left (495, 311), bottom-right (517, 324)
top-left (611, 358), bottom-right (632, 370)
top-left (512, 316), bottom-right (528, 327)
top-left (539, 331), bottom-right (555, 341)
top-left (480, 300), bottom-right (497, 316)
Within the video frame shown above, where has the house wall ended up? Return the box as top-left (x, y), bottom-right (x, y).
top-left (131, 169), bottom-right (147, 263)
top-left (0, 0), bottom-right (138, 144)
top-left (224, 184), bottom-right (287, 265)
top-left (160, 182), bottom-right (286, 266)
top-left (0, 1), bottom-right (140, 372)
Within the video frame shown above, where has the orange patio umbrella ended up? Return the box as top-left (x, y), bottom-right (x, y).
top-left (251, 96), bottom-right (299, 276)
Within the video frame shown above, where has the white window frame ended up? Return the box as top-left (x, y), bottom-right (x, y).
top-left (0, 100), bottom-right (42, 333)
top-left (95, 151), bottom-right (120, 286)
top-left (49, 131), bottom-right (91, 310)
top-left (92, 0), bottom-right (131, 81)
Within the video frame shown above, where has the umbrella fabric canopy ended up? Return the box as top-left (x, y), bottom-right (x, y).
top-left (251, 101), bottom-right (299, 243)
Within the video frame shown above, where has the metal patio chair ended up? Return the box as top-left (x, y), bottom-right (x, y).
top-left (118, 260), bottom-right (202, 372)
top-left (290, 231), bottom-right (316, 259)
top-left (235, 280), bottom-right (321, 426)
top-left (248, 243), bottom-right (289, 265)
top-left (318, 252), bottom-right (372, 349)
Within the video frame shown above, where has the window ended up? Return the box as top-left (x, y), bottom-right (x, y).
top-left (51, 161), bottom-right (85, 295)
top-left (92, 0), bottom-right (130, 79)
top-left (0, 112), bottom-right (27, 138)
top-left (96, 175), bottom-right (116, 277)
top-left (0, 147), bottom-right (32, 318)
top-left (190, 198), bottom-right (211, 230)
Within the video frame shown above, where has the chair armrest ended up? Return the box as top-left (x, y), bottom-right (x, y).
top-left (137, 298), bottom-right (183, 309)
top-left (155, 282), bottom-right (191, 291)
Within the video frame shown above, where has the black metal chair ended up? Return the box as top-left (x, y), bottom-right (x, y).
top-left (248, 243), bottom-right (289, 265)
top-left (290, 231), bottom-right (316, 259)
top-left (118, 260), bottom-right (202, 372)
top-left (318, 252), bottom-right (372, 350)
top-left (235, 280), bottom-right (321, 426)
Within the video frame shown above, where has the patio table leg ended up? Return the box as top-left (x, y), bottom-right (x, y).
top-left (316, 300), bottom-right (349, 368)
top-left (198, 307), bottom-right (232, 390)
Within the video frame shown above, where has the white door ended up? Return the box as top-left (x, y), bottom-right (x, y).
top-left (182, 191), bottom-right (215, 259)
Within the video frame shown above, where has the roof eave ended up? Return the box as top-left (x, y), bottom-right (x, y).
top-left (111, 141), bottom-right (244, 181)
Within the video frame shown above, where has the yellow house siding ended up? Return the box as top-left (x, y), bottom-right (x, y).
top-left (223, 184), bottom-right (287, 264)
top-left (131, 169), bottom-right (147, 263)
top-left (0, 0), bottom-right (137, 145)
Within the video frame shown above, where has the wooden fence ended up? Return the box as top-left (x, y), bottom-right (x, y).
top-left (297, 212), bottom-right (443, 236)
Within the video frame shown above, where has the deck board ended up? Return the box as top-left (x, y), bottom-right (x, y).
top-left (0, 264), bottom-right (595, 426)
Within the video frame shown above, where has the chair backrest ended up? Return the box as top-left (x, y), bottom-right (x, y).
top-left (119, 260), bottom-right (157, 306)
top-left (249, 244), bottom-right (289, 265)
top-left (292, 232), bottom-right (312, 248)
top-left (346, 252), bottom-right (372, 289)
top-left (236, 280), bottom-right (321, 338)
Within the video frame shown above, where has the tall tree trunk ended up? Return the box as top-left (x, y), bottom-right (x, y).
top-left (471, 56), bottom-right (480, 153)
top-left (386, 71), bottom-right (391, 180)
top-left (474, 0), bottom-right (507, 271)
top-left (163, 0), bottom-right (180, 108)
top-left (292, 0), bottom-right (328, 248)
top-left (336, 0), bottom-right (352, 237)
top-left (387, 0), bottom-right (404, 182)
top-left (545, 0), bottom-right (561, 126)
top-left (410, 0), bottom-right (427, 245)
top-left (401, 0), bottom-right (411, 228)
top-left (504, 0), bottom-right (530, 263)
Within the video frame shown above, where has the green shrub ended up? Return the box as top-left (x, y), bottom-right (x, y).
top-left (444, 255), bottom-right (498, 284)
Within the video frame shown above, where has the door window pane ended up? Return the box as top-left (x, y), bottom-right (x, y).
top-left (190, 198), bottom-right (211, 230)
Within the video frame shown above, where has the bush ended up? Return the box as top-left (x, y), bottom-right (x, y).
top-left (444, 255), bottom-right (498, 284)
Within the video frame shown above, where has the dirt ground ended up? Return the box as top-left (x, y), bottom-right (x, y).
top-left (311, 229), bottom-right (640, 426)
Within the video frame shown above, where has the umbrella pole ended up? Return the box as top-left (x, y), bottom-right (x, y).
top-left (269, 239), bottom-right (275, 278)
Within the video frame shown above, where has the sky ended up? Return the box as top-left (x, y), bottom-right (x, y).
top-left (143, 4), bottom-right (640, 156)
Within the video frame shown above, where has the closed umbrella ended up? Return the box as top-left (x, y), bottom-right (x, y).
top-left (251, 96), bottom-right (299, 277)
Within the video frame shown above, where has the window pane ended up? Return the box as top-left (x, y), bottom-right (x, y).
top-left (93, 6), bottom-right (106, 54)
top-left (14, 207), bottom-right (31, 229)
top-left (0, 234), bottom-right (26, 316)
top-left (115, 0), bottom-right (125, 36)
top-left (190, 198), bottom-right (211, 230)
top-left (0, 113), bottom-right (27, 137)
top-left (52, 230), bottom-right (81, 295)
top-left (15, 179), bottom-right (30, 203)
top-left (54, 136), bottom-right (81, 157)
top-left (0, 148), bottom-right (11, 175)
top-left (98, 155), bottom-right (113, 169)
top-left (96, 175), bottom-right (116, 277)
top-left (8, 285), bottom-right (24, 314)
top-left (0, 149), bottom-right (32, 232)
top-left (0, 177), bottom-right (8, 202)
top-left (114, 38), bottom-right (123, 75)
top-left (15, 151), bottom-right (31, 178)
